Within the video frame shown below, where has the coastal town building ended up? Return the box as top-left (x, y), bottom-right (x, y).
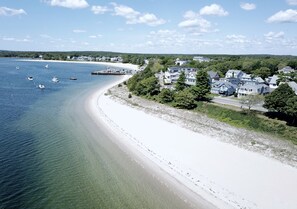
top-left (175, 58), bottom-right (189, 66)
top-left (268, 75), bottom-right (279, 91)
top-left (237, 83), bottom-right (269, 98)
top-left (225, 69), bottom-right (244, 80)
top-left (193, 56), bottom-right (210, 62)
top-left (211, 81), bottom-right (237, 96)
top-left (278, 66), bottom-right (295, 74)
top-left (207, 71), bottom-right (220, 83)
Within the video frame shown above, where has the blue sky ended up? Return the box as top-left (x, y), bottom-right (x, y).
top-left (1, 0), bottom-right (297, 55)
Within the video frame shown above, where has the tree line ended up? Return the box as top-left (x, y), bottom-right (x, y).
top-left (127, 61), bottom-right (211, 110)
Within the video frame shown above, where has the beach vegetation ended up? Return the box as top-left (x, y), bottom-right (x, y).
top-left (134, 76), bottom-right (160, 97)
top-left (173, 88), bottom-right (196, 109)
top-left (195, 102), bottom-right (297, 144)
top-left (158, 88), bottom-right (174, 104)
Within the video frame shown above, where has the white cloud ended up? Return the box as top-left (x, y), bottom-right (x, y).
top-left (45, 0), bottom-right (89, 9)
top-left (240, 3), bottom-right (256, 11)
top-left (264, 31), bottom-right (285, 40)
top-left (178, 11), bottom-right (212, 34)
top-left (226, 34), bottom-right (250, 43)
top-left (287, 0), bottom-right (297, 5)
top-left (2, 37), bottom-right (15, 41)
top-left (111, 3), bottom-right (166, 26)
top-left (2, 37), bottom-right (31, 42)
top-left (73, 29), bottom-right (86, 33)
top-left (267, 9), bottom-right (297, 23)
top-left (112, 3), bottom-right (140, 20)
top-left (91, 5), bottom-right (109, 14)
top-left (0, 7), bottom-right (27, 16)
top-left (199, 4), bottom-right (229, 16)
top-left (138, 13), bottom-right (166, 26)
top-left (89, 34), bottom-right (102, 38)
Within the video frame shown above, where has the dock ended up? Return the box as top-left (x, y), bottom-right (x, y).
top-left (91, 68), bottom-right (126, 75)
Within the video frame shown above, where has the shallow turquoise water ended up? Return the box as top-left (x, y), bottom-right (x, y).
top-left (0, 58), bottom-right (190, 209)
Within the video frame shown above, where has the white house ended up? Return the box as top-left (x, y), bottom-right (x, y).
top-left (225, 69), bottom-right (244, 79)
top-left (238, 83), bottom-right (269, 98)
top-left (193, 56), bottom-right (210, 62)
top-left (175, 58), bottom-right (189, 66)
top-left (268, 75), bottom-right (279, 91)
top-left (278, 66), bottom-right (295, 74)
top-left (241, 74), bottom-right (265, 84)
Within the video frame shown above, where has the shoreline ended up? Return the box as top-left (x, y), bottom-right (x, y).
top-left (20, 59), bottom-right (140, 71)
top-left (86, 78), bottom-right (297, 209)
top-left (85, 76), bottom-right (219, 209)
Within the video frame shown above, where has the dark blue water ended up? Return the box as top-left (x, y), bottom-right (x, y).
top-left (0, 58), bottom-right (191, 209)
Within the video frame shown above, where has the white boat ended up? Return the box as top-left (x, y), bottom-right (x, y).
top-left (69, 77), bottom-right (77, 80)
top-left (52, 76), bottom-right (59, 83)
top-left (16, 66), bottom-right (20, 70)
top-left (38, 84), bottom-right (45, 89)
top-left (27, 76), bottom-right (33, 81)
top-left (45, 64), bottom-right (49, 69)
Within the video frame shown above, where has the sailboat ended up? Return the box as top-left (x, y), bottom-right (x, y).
top-left (45, 64), bottom-right (49, 69)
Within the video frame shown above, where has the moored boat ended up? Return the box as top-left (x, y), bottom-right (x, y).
top-left (38, 84), bottom-right (45, 89)
top-left (27, 76), bottom-right (33, 81)
top-left (52, 76), bottom-right (59, 83)
top-left (69, 77), bottom-right (77, 80)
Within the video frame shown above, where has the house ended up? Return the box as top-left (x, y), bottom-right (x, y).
top-left (164, 67), bottom-right (198, 85)
top-left (225, 69), bottom-right (244, 79)
top-left (193, 56), bottom-right (210, 62)
top-left (175, 58), bottom-right (189, 66)
top-left (237, 83), bottom-right (269, 98)
top-left (241, 74), bottom-right (265, 84)
top-left (268, 75), bottom-right (279, 91)
top-left (278, 66), bottom-right (295, 74)
top-left (211, 81), bottom-right (237, 96)
top-left (207, 71), bottom-right (220, 83)
top-left (185, 72), bottom-right (196, 86)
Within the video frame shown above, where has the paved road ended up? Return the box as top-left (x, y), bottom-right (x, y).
top-left (212, 96), bottom-right (268, 112)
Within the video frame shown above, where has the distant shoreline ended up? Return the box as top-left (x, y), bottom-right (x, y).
top-left (20, 59), bottom-right (140, 71)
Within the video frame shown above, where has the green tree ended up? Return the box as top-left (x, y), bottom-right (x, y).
top-left (175, 71), bottom-right (187, 91)
top-left (158, 88), bottom-right (174, 103)
top-left (173, 88), bottom-right (196, 109)
top-left (240, 94), bottom-right (264, 112)
top-left (264, 83), bottom-right (295, 113)
top-left (190, 70), bottom-right (211, 101)
top-left (134, 76), bottom-right (160, 96)
top-left (252, 67), bottom-right (271, 79)
top-left (127, 67), bottom-right (153, 92)
top-left (286, 96), bottom-right (297, 124)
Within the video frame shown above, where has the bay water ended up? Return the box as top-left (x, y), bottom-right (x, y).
top-left (0, 58), bottom-right (189, 209)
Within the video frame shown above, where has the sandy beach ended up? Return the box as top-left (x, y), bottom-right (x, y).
top-left (86, 76), bottom-right (297, 209)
